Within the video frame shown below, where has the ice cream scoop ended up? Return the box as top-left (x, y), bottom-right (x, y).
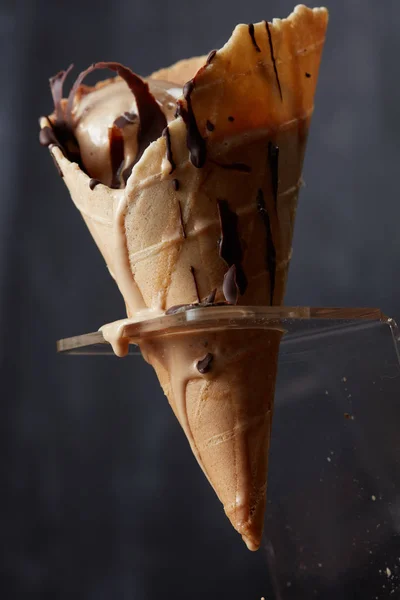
top-left (72, 77), bottom-right (181, 187)
top-left (40, 5), bottom-right (328, 550)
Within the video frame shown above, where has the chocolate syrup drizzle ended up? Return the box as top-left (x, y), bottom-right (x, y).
top-left (268, 142), bottom-right (280, 209)
top-left (162, 126), bottom-right (176, 174)
top-left (180, 80), bottom-right (207, 168)
top-left (217, 199), bottom-right (247, 303)
top-left (39, 126), bottom-right (60, 149)
top-left (264, 21), bottom-right (283, 101)
top-left (256, 188), bottom-right (276, 304)
top-left (190, 266), bottom-right (201, 302)
top-left (248, 24), bottom-right (261, 52)
top-left (206, 50), bottom-right (217, 65)
top-left (177, 200), bottom-right (186, 238)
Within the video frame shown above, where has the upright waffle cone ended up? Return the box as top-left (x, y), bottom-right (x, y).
top-left (40, 5), bottom-right (328, 549)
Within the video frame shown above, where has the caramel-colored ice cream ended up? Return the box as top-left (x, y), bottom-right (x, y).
top-left (73, 78), bottom-right (181, 187)
top-left (40, 5), bottom-right (328, 550)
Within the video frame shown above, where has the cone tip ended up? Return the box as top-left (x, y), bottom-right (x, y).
top-left (242, 533), bottom-right (261, 552)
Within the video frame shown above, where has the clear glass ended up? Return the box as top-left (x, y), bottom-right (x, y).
top-left (57, 307), bottom-right (400, 599)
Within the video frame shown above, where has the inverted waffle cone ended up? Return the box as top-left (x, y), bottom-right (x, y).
top-left (140, 327), bottom-right (283, 550)
top-left (41, 5), bottom-right (328, 549)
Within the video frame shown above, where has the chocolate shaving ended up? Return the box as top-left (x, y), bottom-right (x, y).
top-left (89, 178), bottom-right (101, 190)
top-left (228, 116), bottom-right (235, 122)
top-left (223, 265), bottom-right (239, 305)
top-left (213, 161), bottom-right (251, 173)
top-left (196, 353), bottom-right (214, 374)
top-left (109, 125), bottom-right (125, 188)
top-left (113, 111), bottom-right (138, 129)
top-left (268, 142), bottom-right (280, 210)
top-left (305, 72), bottom-right (311, 78)
top-left (265, 21), bottom-right (283, 101)
top-left (217, 199), bottom-right (247, 296)
top-left (177, 200), bottom-right (186, 238)
top-left (190, 266), bottom-right (201, 302)
top-left (206, 50), bottom-right (217, 65)
top-left (46, 66), bottom-right (82, 164)
top-left (172, 178), bottom-right (180, 191)
top-left (181, 80), bottom-right (207, 168)
top-left (65, 62), bottom-right (167, 185)
top-left (248, 24), bottom-right (261, 52)
top-left (256, 188), bottom-right (276, 305)
top-left (49, 64), bottom-right (74, 124)
top-left (162, 126), bottom-right (176, 174)
top-left (206, 120), bottom-right (215, 132)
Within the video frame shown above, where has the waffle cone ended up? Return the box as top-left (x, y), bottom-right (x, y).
top-left (140, 327), bottom-right (283, 551)
top-left (40, 5), bottom-right (328, 549)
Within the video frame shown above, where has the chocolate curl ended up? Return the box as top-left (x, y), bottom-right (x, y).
top-left (49, 64), bottom-right (74, 124)
top-left (65, 61), bottom-right (167, 173)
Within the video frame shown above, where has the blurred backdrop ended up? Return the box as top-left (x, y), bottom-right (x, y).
top-left (1, 0), bottom-right (399, 599)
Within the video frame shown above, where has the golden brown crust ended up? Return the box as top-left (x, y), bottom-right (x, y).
top-left (148, 56), bottom-right (207, 85)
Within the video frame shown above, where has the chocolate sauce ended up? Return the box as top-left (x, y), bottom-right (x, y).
top-left (217, 199), bottom-right (247, 297)
top-left (256, 188), bottom-right (276, 305)
top-left (172, 178), bottom-right (180, 191)
top-left (248, 24), bottom-right (261, 52)
top-left (39, 125), bottom-right (65, 177)
top-left (190, 266), bottom-right (201, 302)
top-left (268, 142), bottom-right (279, 209)
top-left (223, 264), bottom-right (239, 305)
top-left (206, 120), bottom-right (215, 132)
top-left (89, 178), bottom-right (101, 190)
top-left (39, 126), bottom-right (60, 148)
top-left (196, 353), bottom-right (214, 374)
top-left (108, 125), bottom-right (125, 188)
top-left (178, 200), bottom-right (186, 238)
top-left (265, 21), bottom-right (283, 101)
top-left (182, 80), bottom-right (207, 168)
top-left (206, 50), bottom-right (217, 65)
top-left (162, 126), bottom-right (176, 174)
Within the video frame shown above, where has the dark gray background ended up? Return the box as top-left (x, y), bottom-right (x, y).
top-left (1, 0), bottom-right (399, 598)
